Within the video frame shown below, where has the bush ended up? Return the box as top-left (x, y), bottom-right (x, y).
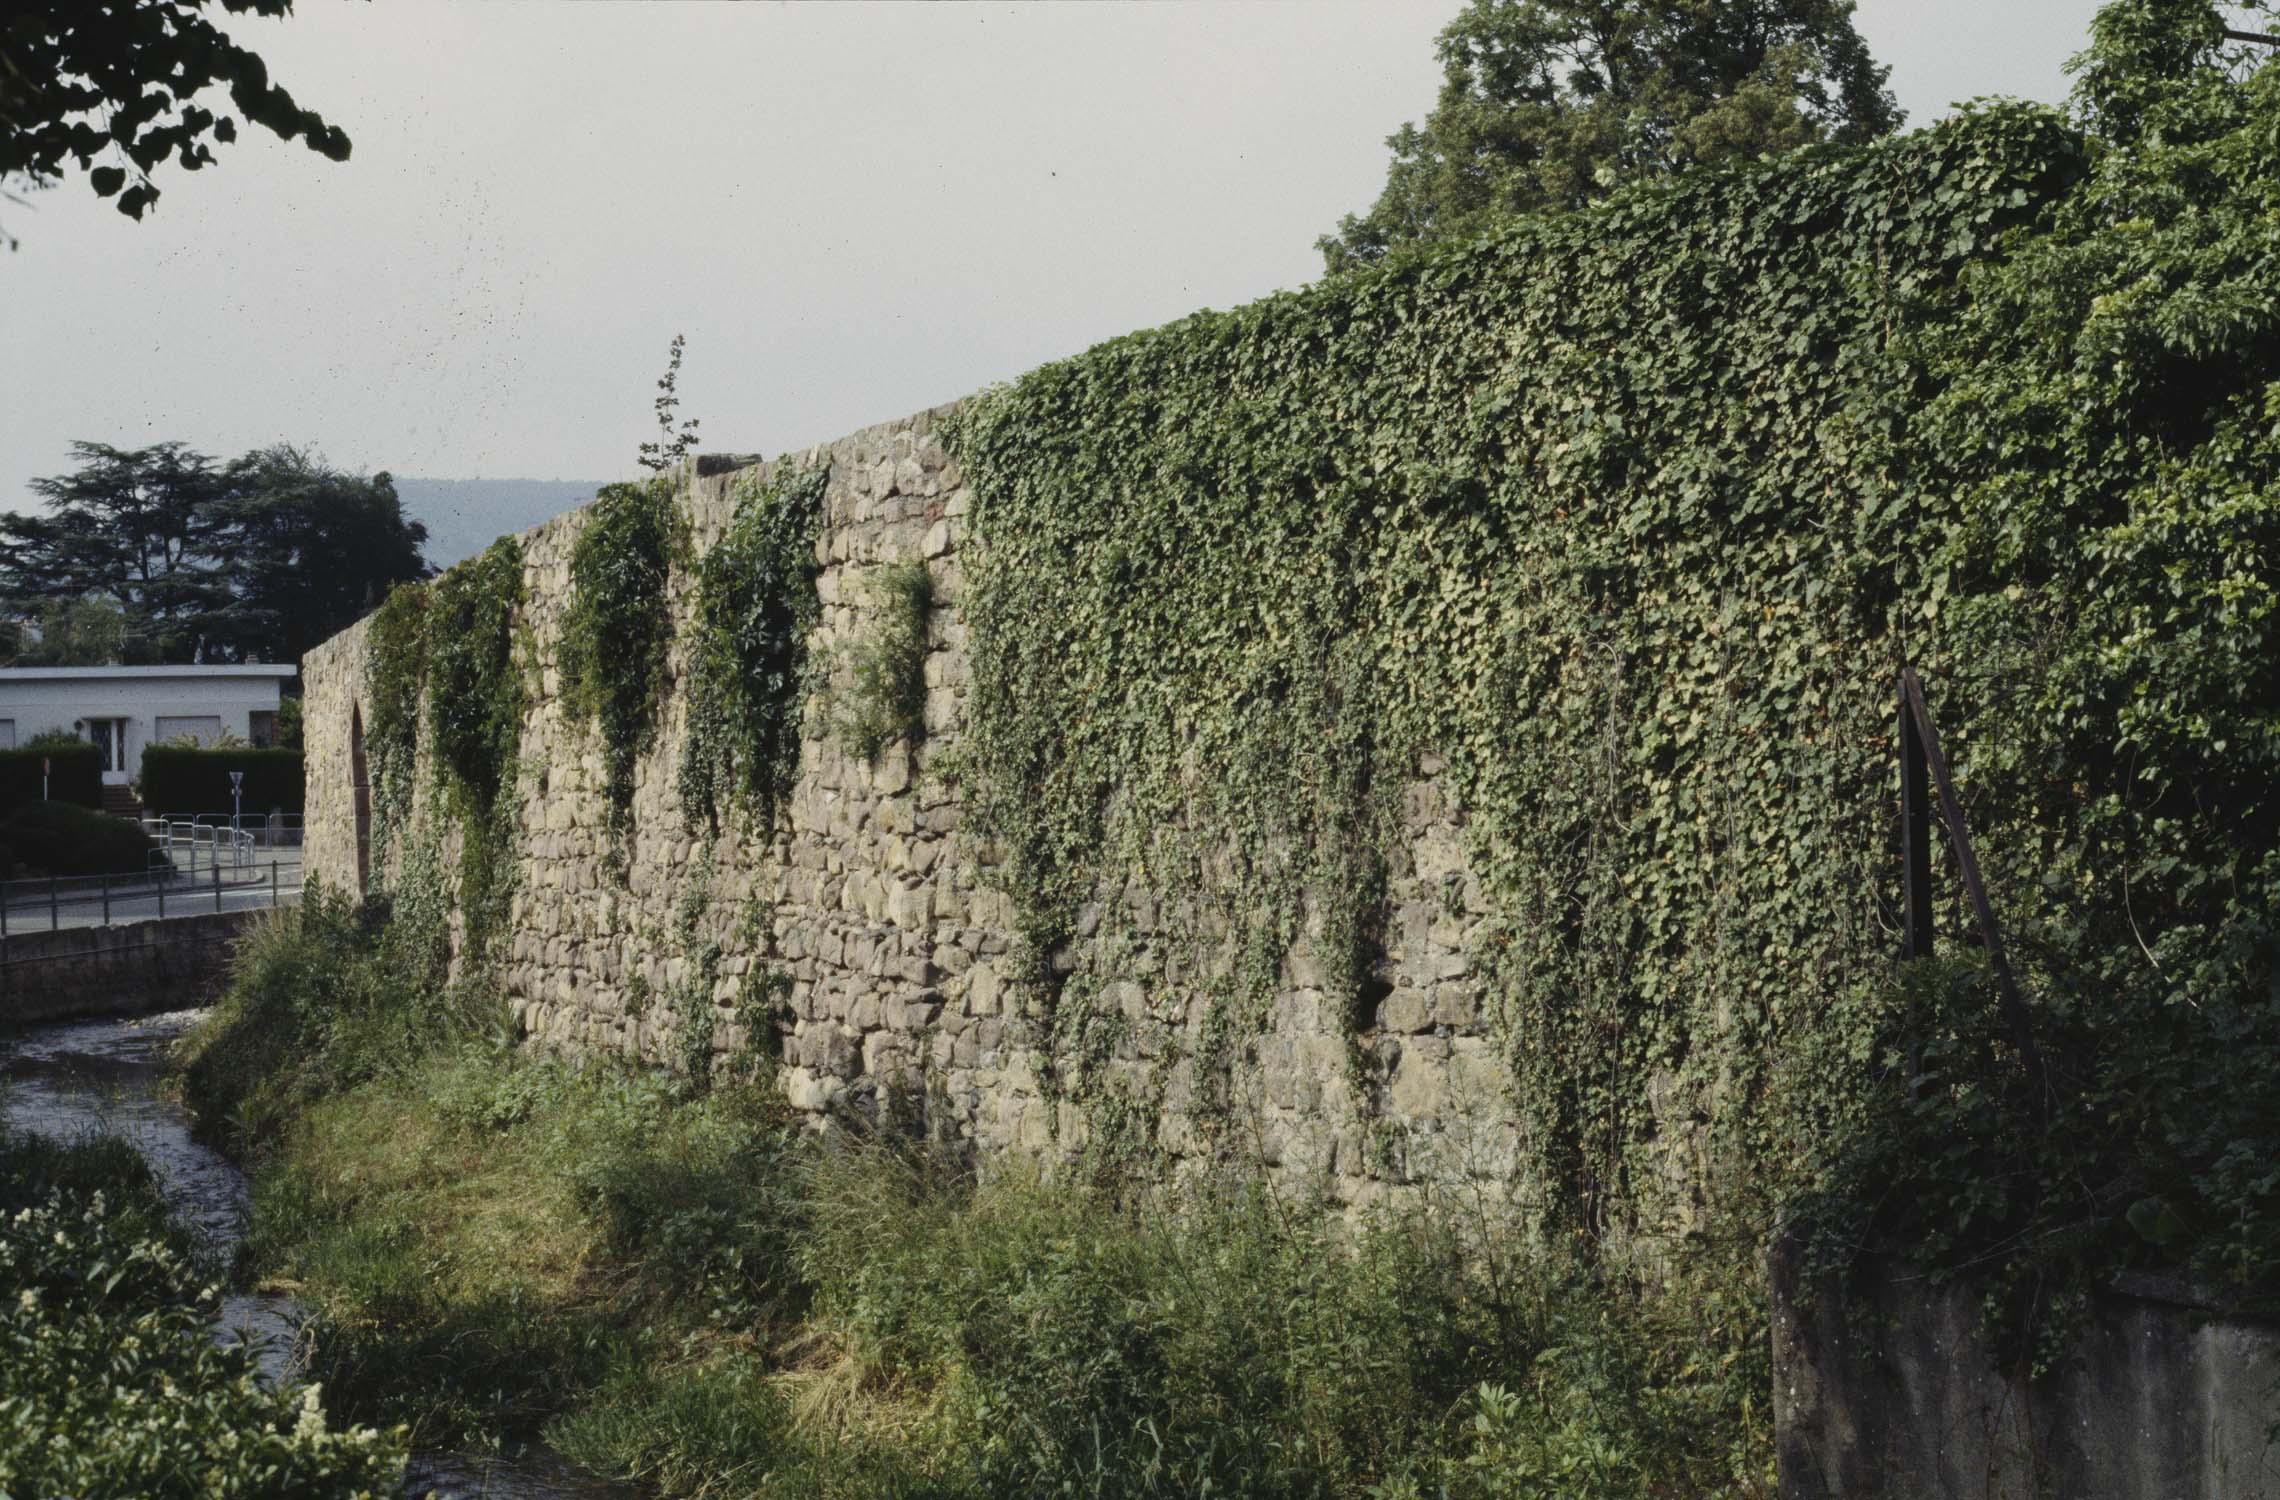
top-left (0, 799), bottom-right (154, 877)
top-left (0, 742), bottom-right (102, 817)
top-left (0, 1127), bottom-right (406, 1498)
top-left (138, 745), bottom-right (304, 816)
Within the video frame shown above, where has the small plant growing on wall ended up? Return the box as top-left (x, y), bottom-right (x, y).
top-left (636, 333), bottom-right (701, 474)
top-left (830, 558), bottom-right (933, 763)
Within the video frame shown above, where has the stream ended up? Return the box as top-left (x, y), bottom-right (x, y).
top-left (0, 1008), bottom-right (635, 1500)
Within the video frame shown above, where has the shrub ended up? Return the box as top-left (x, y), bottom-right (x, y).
top-left (0, 742), bottom-right (102, 817)
top-left (138, 745), bottom-right (304, 816)
top-left (0, 1128), bottom-right (406, 1498)
top-left (182, 894), bottom-right (497, 1150)
top-left (0, 799), bottom-right (154, 877)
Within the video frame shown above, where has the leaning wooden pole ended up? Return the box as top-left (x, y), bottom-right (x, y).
top-left (1898, 666), bottom-right (2050, 1118)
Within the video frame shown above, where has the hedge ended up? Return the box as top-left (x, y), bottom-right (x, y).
top-left (139, 746), bottom-right (305, 817)
top-left (0, 801), bottom-right (155, 878)
top-left (0, 744), bottom-right (103, 819)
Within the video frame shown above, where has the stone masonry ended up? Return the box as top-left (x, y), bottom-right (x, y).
top-left (301, 404), bottom-right (1522, 1209)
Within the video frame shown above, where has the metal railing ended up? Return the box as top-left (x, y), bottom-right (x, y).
top-left (143, 811), bottom-right (304, 851)
top-left (142, 818), bottom-right (259, 876)
top-left (0, 857), bottom-right (299, 937)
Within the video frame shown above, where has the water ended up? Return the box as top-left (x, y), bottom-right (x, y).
top-left (0, 1009), bottom-right (634, 1500)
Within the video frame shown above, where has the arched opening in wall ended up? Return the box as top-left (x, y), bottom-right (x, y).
top-left (349, 704), bottom-right (371, 892)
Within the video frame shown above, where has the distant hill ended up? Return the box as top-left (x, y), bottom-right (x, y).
top-left (393, 478), bottom-right (609, 571)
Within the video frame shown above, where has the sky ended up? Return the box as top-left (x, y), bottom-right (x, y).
top-left (2, 0), bottom-right (2116, 510)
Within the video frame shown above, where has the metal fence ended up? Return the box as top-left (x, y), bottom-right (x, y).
top-left (0, 858), bottom-right (300, 935)
top-left (143, 811), bottom-right (304, 851)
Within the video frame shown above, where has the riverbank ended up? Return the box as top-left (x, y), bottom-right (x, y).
top-left (184, 898), bottom-right (1775, 1498)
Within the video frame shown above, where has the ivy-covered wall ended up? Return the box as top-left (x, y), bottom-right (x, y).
top-left (300, 410), bottom-right (1522, 1211)
top-left (305, 92), bottom-right (2278, 1264)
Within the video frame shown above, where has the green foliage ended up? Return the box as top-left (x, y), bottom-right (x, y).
top-left (138, 744), bottom-right (304, 815)
top-left (0, 440), bottom-right (428, 664)
top-left (360, 580), bottom-right (428, 880)
top-left (561, 478), bottom-right (682, 828)
top-left (182, 893), bottom-right (499, 1152)
top-left (637, 333), bottom-right (704, 475)
top-left (0, 1127), bottom-right (404, 1497)
top-left (0, 799), bottom-right (154, 876)
top-left (0, 742), bottom-right (103, 815)
top-left (425, 537), bottom-right (526, 813)
top-left (830, 559), bottom-right (934, 763)
top-left (1777, 9), bottom-right (2280, 1322)
top-left (202, 445), bottom-right (432, 663)
top-left (796, 1158), bottom-right (1766, 1498)
top-left (0, 0), bottom-right (349, 240)
top-left (953, 49), bottom-right (2280, 1323)
top-left (1318, 0), bottom-right (1901, 271)
top-left (229, 965), bottom-right (1760, 1497)
top-left (679, 466), bottom-right (827, 828)
top-left (421, 535), bottom-right (528, 958)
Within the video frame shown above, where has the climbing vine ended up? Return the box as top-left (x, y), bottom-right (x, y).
top-left (420, 535), bottom-right (530, 968)
top-left (679, 465), bottom-right (827, 830)
top-left (829, 558), bottom-right (933, 762)
top-left (361, 580), bottom-right (430, 882)
top-left (951, 73), bottom-right (2280, 1319)
top-left (560, 478), bottom-right (683, 832)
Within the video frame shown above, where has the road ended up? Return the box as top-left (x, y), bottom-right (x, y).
top-left (0, 860), bottom-right (303, 934)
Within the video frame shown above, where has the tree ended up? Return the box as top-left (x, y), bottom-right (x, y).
top-left (1318, 0), bottom-right (1901, 273)
top-left (0, 441), bottom-right (429, 665)
top-left (2, 440), bottom-right (228, 660)
top-left (0, 0), bottom-right (349, 248)
top-left (201, 445), bottom-right (430, 663)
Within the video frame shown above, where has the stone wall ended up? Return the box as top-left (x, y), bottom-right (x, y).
top-left (0, 909), bottom-right (264, 1027)
top-left (301, 405), bottom-right (1521, 1207)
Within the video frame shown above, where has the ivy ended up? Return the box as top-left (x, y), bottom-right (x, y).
top-left (560, 478), bottom-right (682, 832)
top-left (679, 466), bottom-right (827, 830)
top-left (419, 535), bottom-right (529, 969)
top-left (830, 558), bottom-right (934, 762)
top-left (361, 581), bottom-right (429, 883)
top-left (949, 70), bottom-right (2279, 1329)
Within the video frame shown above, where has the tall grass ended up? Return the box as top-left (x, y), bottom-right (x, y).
top-left (184, 902), bottom-right (1771, 1496)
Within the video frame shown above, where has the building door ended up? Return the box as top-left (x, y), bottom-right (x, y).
top-left (88, 718), bottom-right (132, 785)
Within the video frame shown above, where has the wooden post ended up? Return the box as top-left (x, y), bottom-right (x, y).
top-left (1900, 667), bottom-right (2049, 1116)
top-left (1899, 674), bottom-right (1935, 962)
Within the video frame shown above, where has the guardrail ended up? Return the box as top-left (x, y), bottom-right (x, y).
top-left (0, 857), bottom-right (300, 937)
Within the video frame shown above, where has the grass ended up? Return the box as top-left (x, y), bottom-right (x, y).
top-left (181, 900), bottom-right (1775, 1498)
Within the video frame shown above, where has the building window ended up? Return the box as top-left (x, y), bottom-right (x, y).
top-left (249, 711), bottom-right (278, 749)
top-left (155, 715), bottom-right (224, 746)
top-left (0, 720), bottom-right (14, 750)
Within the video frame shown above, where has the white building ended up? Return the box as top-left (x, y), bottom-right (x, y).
top-left (0, 665), bottom-right (297, 787)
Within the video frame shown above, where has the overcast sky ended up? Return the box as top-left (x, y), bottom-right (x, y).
top-left (2, 0), bottom-right (2113, 508)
